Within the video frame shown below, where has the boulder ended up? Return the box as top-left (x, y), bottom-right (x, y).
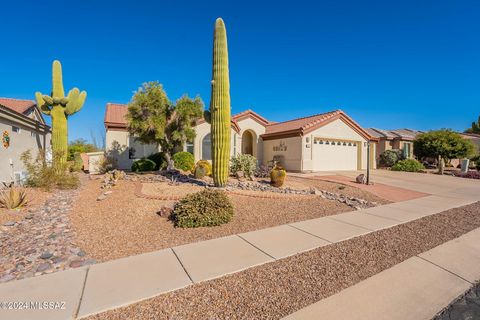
top-left (356, 174), bottom-right (367, 184)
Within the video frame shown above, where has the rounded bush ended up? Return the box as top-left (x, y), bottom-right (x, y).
top-left (173, 152), bottom-right (195, 172)
top-left (230, 154), bottom-right (257, 179)
top-left (147, 152), bottom-right (167, 170)
top-left (172, 189), bottom-right (234, 228)
top-left (131, 158), bottom-right (156, 172)
top-left (391, 159), bottom-right (425, 172)
top-left (379, 149), bottom-right (404, 167)
top-left (194, 160), bottom-right (212, 178)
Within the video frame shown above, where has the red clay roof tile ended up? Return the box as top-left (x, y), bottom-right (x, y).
top-left (0, 97), bottom-right (36, 114)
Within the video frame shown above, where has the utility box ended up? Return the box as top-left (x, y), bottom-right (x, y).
top-left (461, 159), bottom-right (470, 173)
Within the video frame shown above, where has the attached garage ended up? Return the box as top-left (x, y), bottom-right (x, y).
top-left (261, 110), bottom-right (377, 172)
top-left (312, 139), bottom-right (359, 171)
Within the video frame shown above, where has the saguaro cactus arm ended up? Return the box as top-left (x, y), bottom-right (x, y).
top-left (35, 92), bottom-right (51, 115)
top-left (65, 88), bottom-right (87, 115)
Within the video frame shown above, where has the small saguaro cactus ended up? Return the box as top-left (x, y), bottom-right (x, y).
top-left (35, 60), bottom-right (87, 164)
top-left (208, 17), bottom-right (231, 187)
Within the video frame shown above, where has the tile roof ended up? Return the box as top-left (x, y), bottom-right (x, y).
top-left (0, 97), bottom-right (36, 114)
top-left (231, 109), bottom-right (271, 126)
top-left (264, 110), bottom-right (342, 135)
top-left (366, 128), bottom-right (423, 140)
top-left (104, 103), bottom-right (129, 128)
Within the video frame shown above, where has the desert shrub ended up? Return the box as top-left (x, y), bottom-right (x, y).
top-left (0, 185), bottom-right (28, 209)
top-left (255, 163), bottom-right (274, 178)
top-left (270, 165), bottom-right (287, 187)
top-left (379, 149), bottom-right (404, 167)
top-left (194, 160), bottom-right (212, 179)
top-left (471, 155), bottom-right (480, 171)
top-left (131, 158), bottom-right (156, 172)
top-left (147, 152), bottom-right (167, 171)
top-left (98, 155), bottom-right (118, 174)
top-left (68, 138), bottom-right (99, 161)
top-left (21, 150), bottom-right (79, 190)
top-left (171, 189), bottom-right (234, 228)
top-left (391, 159), bottom-right (425, 172)
top-left (230, 154), bottom-right (257, 179)
top-left (173, 152), bottom-right (195, 172)
top-left (71, 152), bottom-right (84, 172)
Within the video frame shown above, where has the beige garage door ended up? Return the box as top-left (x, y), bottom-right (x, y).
top-left (312, 139), bottom-right (358, 171)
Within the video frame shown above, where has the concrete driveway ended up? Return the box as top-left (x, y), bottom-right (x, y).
top-left (302, 169), bottom-right (480, 196)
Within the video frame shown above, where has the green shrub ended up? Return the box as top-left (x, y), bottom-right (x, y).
top-left (147, 152), bottom-right (167, 170)
top-left (131, 158), bottom-right (156, 172)
top-left (71, 152), bottom-right (84, 172)
top-left (171, 189), bottom-right (234, 228)
top-left (471, 155), bottom-right (480, 171)
top-left (230, 154), bottom-right (257, 179)
top-left (194, 160), bottom-right (212, 179)
top-left (391, 159), bottom-right (425, 172)
top-left (173, 152), bottom-right (194, 172)
top-left (21, 150), bottom-right (79, 190)
top-left (379, 149), bottom-right (404, 167)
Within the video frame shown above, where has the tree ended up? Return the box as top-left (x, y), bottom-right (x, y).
top-left (414, 130), bottom-right (475, 174)
top-left (465, 115), bottom-right (480, 134)
top-left (126, 82), bottom-right (203, 168)
top-left (68, 139), bottom-right (99, 161)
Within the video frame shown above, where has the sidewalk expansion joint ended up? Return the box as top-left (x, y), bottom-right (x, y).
top-left (416, 255), bottom-right (473, 285)
top-left (171, 248), bottom-right (194, 284)
top-left (236, 235), bottom-right (276, 260)
top-left (325, 216), bottom-right (376, 232)
top-left (287, 224), bottom-right (333, 244)
top-left (74, 267), bottom-right (90, 319)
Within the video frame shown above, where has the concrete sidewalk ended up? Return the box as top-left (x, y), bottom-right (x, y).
top-left (0, 188), bottom-right (478, 319)
top-left (283, 227), bottom-right (480, 320)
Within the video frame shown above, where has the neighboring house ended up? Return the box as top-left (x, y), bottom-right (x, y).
top-left (104, 103), bottom-right (377, 172)
top-left (366, 128), bottom-right (422, 165)
top-left (0, 97), bottom-right (51, 184)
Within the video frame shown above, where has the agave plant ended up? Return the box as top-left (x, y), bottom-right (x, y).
top-left (0, 186), bottom-right (28, 209)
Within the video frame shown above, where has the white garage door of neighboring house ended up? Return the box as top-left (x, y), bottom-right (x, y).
top-left (313, 139), bottom-right (358, 171)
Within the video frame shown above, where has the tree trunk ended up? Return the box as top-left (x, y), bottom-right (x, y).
top-left (165, 153), bottom-right (175, 171)
top-left (438, 156), bottom-right (444, 175)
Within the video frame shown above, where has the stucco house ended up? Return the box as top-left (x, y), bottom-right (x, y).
top-left (0, 98), bottom-right (51, 184)
top-left (366, 128), bottom-right (423, 165)
top-left (104, 103), bottom-right (377, 172)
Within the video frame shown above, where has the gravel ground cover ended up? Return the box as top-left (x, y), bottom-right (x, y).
top-left (0, 187), bottom-right (51, 225)
top-left (285, 176), bottom-right (390, 204)
top-left (141, 182), bottom-right (204, 197)
top-left (87, 201), bottom-right (480, 320)
top-left (0, 176), bottom-right (92, 283)
top-left (70, 178), bottom-right (353, 262)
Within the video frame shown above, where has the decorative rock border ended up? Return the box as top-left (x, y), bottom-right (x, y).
top-left (133, 180), bottom-right (376, 209)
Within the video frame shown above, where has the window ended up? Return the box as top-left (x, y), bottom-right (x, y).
top-left (186, 141), bottom-right (194, 154)
top-left (129, 147), bottom-right (136, 159)
top-left (403, 143), bottom-right (411, 158)
top-left (12, 126), bottom-right (20, 133)
top-left (202, 134), bottom-right (211, 160)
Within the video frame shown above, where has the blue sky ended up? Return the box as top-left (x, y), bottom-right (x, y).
top-left (1, 0), bottom-right (479, 143)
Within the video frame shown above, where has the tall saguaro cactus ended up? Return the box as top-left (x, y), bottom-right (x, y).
top-left (209, 18), bottom-right (231, 187)
top-left (35, 60), bottom-right (87, 164)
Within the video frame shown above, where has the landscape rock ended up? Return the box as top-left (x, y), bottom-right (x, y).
top-left (356, 174), bottom-right (367, 184)
top-left (0, 176), bottom-right (94, 283)
top-left (96, 194), bottom-right (107, 201)
top-left (3, 221), bottom-right (16, 226)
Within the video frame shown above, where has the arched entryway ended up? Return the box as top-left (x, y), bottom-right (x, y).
top-left (201, 133), bottom-right (211, 160)
top-left (241, 130), bottom-right (256, 156)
